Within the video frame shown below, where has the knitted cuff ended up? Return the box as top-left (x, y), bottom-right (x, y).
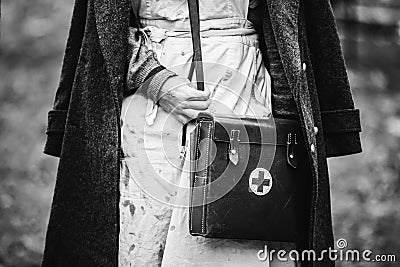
top-left (146, 69), bottom-right (178, 102)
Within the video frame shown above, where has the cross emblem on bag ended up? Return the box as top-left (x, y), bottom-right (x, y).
top-left (248, 168), bottom-right (273, 196)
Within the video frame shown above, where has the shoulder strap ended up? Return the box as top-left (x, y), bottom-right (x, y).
top-left (187, 0), bottom-right (205, 91)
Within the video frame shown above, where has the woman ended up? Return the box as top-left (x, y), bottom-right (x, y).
top-left (119, 0), bottom-right (284, 266)
top-left (42, 0), bottom-right (362, 266)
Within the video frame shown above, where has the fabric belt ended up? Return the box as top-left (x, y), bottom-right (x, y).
top-left (139, 17), bottom-right (257, 44)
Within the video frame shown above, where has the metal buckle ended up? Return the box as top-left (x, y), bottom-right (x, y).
top-left (229, 129), bottom-right (240, 165)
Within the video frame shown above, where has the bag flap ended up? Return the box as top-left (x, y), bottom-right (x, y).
top-left (196, 113), bottom-right (302, 146)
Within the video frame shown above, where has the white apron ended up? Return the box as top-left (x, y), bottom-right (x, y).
top-left (119, 0), bottom-right (299, 266)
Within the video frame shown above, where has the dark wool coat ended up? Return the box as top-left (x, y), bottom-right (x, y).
top-left (42, 0), bottom-right (362, 266)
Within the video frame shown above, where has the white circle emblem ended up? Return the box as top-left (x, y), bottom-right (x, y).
top-left (248, 168), bottom-right (273, 196)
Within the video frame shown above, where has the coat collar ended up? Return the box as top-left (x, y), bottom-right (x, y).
top-left (93, 0), bottom-right (130, 96)
top-left (266, 0), bottom-right (301, 92)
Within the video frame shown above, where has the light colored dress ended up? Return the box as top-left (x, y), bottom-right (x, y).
top-left (119, 0), bottom-right (299, 266)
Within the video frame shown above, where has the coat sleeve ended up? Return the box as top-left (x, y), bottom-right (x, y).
top-left (304, 0), bottom-right (362, 157)
top-left (44, 0), bottom-right (175, 157)
top-left (43, 0), bottom-right (88, 157)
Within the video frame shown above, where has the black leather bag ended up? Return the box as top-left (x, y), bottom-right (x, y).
top-left (186, 0), bottom-right (310, 242)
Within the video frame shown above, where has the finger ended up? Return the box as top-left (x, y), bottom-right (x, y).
top-left (174, 114), bottom-right (191, 124)
top-left (181, 109), bottom-right (201, 120)
top-left (185, 86), bottom-right (211, 101)
top-left (182, 99), bottom-right (211, 110)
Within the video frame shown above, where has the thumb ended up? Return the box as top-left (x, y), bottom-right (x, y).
top-left (203, 84), bottom-right (212, 98)
top-left (190, 83), bottom-right (211, 100)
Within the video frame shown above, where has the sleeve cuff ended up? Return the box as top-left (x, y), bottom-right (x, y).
top-left (146, 69), bottom-right (177, 102)
top-left (44, 132), bottom-right (64, 157)
top-left (324, 132), bottom-right (362, 158)
top-left (321, 109), bottom-right (361, 134)
top-left (321, 109), bottom-right (362, 157)
top-left (43, 110), bottom-right (67, 157)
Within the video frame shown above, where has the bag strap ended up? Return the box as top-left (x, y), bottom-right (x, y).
top-left (187, 0), bottom-right (205, 91)
top-left (180, 0), bottom-right (205, 153)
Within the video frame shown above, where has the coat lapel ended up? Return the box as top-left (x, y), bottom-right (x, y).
top-left (93, 0), bottom-right (130, 103)
top-left (266, 0), bottom-right (301, 93)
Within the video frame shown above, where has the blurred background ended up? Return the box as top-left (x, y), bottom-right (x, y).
top-left (0, 0), bottom-right (399, 266)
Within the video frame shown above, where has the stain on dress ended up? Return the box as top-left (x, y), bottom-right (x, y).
top-left (129, 203), bottom-right (136, 217)
top-left (122, 200), bottom-right (130, 207)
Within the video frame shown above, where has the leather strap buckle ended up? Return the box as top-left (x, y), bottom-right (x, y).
top-left (229, 129), bottom-right (240, 165)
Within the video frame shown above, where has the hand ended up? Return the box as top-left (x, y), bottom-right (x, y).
top-left (158, 76), bottom-right (211, 124)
